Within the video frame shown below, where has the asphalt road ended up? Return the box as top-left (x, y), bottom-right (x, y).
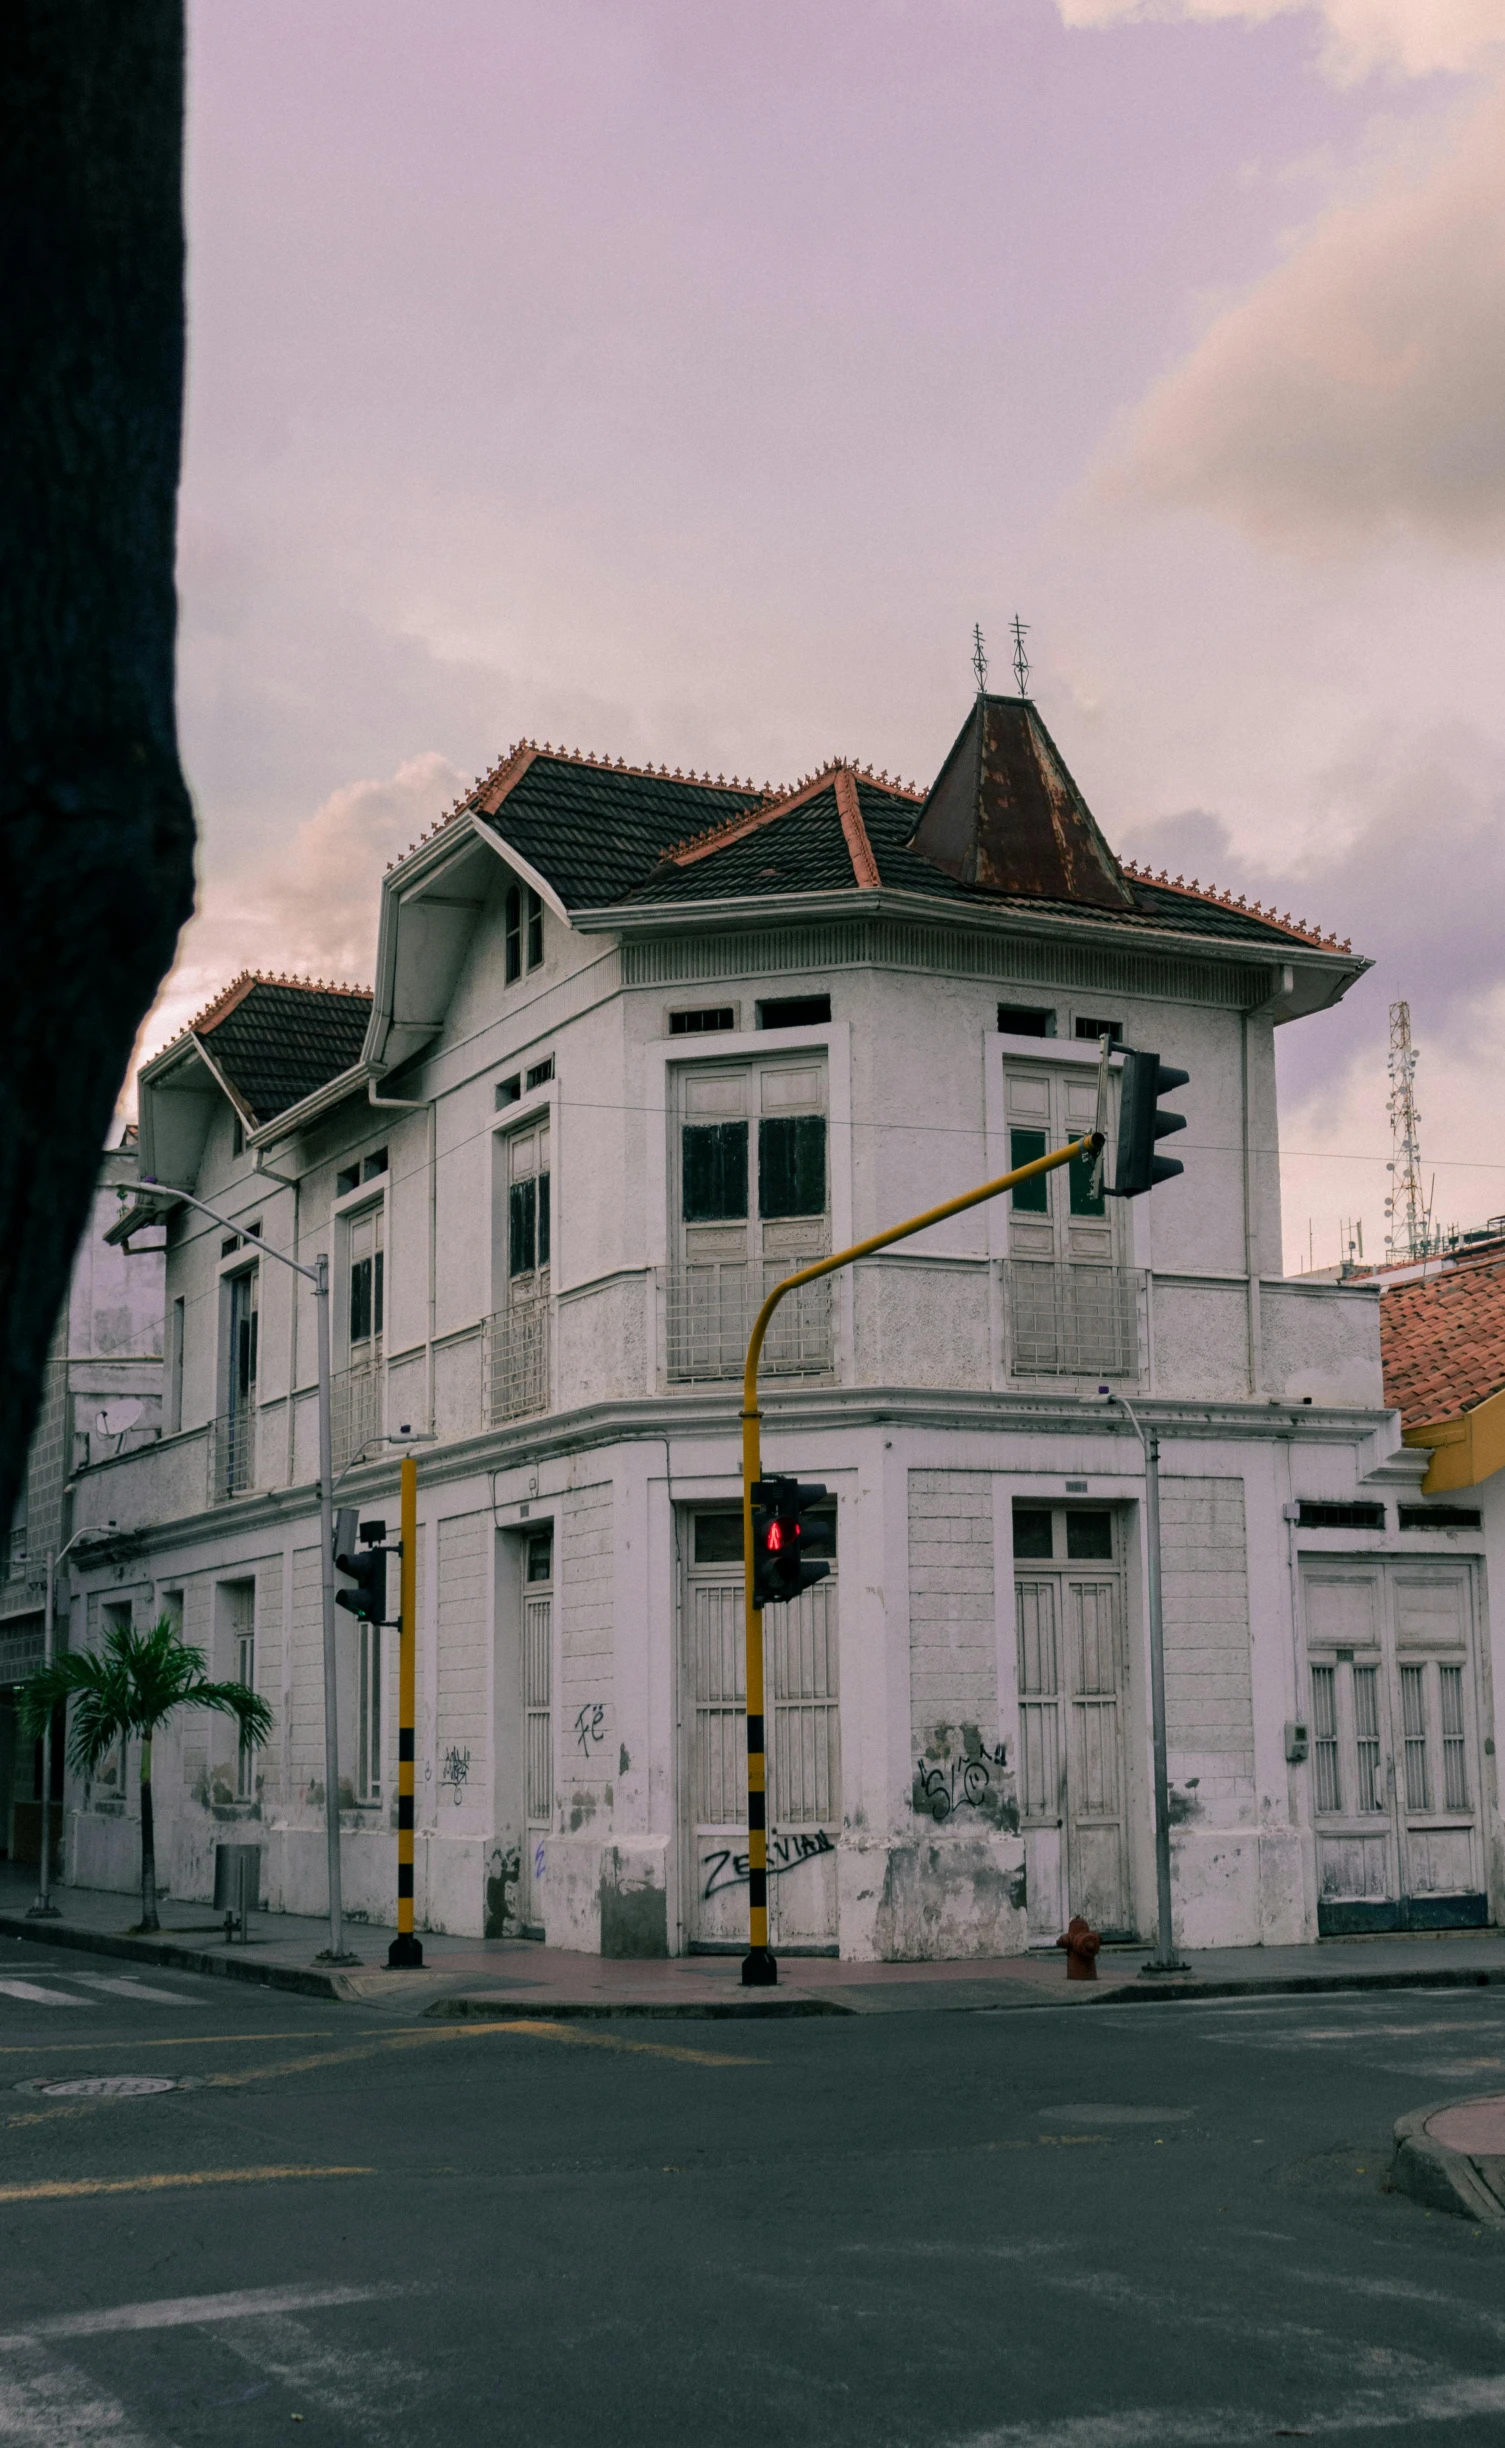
top-left (1, 1933), bottom-right (1504, 2445)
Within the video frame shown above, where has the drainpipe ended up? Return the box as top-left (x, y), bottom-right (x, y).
top-left (363, 1075), bottom-right (436, 1435)
top-left (1241, 966), bottom-right (1293, 1397)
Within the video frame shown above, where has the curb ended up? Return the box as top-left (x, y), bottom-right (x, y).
top-left (3, 1907), bottom-right (1505, 2017)
top-left (424, 1994), bottom-right (854, 2021)
top-left (0, 1912), bottom-right (347, 2001)
top-left (1084, 1966), bottom-right (1505, 2008)
top-left (1392, 2102), bottom-right (1505, 2226)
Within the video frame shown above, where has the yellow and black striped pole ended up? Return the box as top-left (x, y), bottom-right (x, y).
top-left (739, 1130), bottom-right (1100, 1990)
top-left (387, 1452), bottom-right (423, 1969)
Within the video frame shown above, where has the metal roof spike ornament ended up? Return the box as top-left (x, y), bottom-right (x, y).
top-left (1011, 613), bottom-right (1031, 698)
top-left (972, 623), bottom-right (987, 696)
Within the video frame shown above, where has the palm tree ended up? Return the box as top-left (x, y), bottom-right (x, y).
top-left (20, 1614), bottom-right (273, 1933)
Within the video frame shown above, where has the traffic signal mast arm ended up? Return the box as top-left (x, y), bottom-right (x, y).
top-left (737, 1125), bottom-right (1101, 1988)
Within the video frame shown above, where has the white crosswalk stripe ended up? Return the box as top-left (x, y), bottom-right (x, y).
top-left (65, 1975), bottom-right (203, 2006)
top-left (0, 1980), bottom-right (90, 2007)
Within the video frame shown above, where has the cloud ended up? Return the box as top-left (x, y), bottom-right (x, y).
top-left (123, 752), bottom-right (465, 1107)
top-left (1119, 723), bottom-right (1505, 1251)
top-left (1092, 73), bottom-right (1505, 549)
top-left (1056, 0), bottom-right (1505, 82)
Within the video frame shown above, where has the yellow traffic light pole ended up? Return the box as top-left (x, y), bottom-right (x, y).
top-left (388, 1452), bottom-right (423, 1968)
top-left (738, 1127), bottom-right (1103, 1986)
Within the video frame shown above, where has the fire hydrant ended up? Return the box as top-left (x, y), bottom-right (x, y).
top-left (1056, 1915), bottom-right (1101, 1981)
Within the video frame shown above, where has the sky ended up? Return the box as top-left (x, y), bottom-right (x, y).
top-left (158, 0), bottom-right (1505, 1273)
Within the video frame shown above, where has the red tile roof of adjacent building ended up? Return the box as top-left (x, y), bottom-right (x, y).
top-left (1380, 1251), bottom-right (1505, 1429)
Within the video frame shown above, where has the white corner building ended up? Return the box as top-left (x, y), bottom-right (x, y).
top-left (71, 694), bottom-right (1499, 1957)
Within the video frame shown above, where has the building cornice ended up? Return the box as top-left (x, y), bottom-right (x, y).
top-left (569, 885), bottom-right (1366, 1004)
top-left (73, 1385), bottom-right (1398, 1565)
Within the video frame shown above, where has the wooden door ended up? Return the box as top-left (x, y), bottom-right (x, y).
top-left (1014, 1504), bottom-right (1130, 1940)
top-left (1304, 1562), bottom-right (1485, 1933)
top-left (683, 1507), bottom-right (839, 1949)
top-left (521, 1527), bottom-right (553, 1934)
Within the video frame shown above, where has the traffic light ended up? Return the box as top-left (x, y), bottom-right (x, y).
top-left (1111, 1048), bottom-right (1189, 1199)
top-left (334, 1510), bottom-right (390, 1622)
top-left (750, 1478), bottom-right (830, 1609)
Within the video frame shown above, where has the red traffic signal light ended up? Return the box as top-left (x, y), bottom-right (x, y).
top-left (750, 1477), bottom-right (830, 1609)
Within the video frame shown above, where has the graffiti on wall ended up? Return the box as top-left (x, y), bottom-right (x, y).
top-left (574, 1702), bottom-right (606, 1756)
top-left (702, 1827), bottom-right (834, 1900)
top-left (441, 1744), bottom-right (471, 1803)
top-left (912, 1731), bottom-right (1014, 1827)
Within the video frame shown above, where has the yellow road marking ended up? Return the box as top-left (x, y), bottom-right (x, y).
top-left (490, 2019), bottom-right (765, 2066)
top-left (0, 2166), bottom-right (371, 2205)
top-left (0, 2017), bottom-right (762, 2090)
top-left (0, 2030), bottom-right (347, 2057)
top-left (201, 2019), bottom-right (762, 2082)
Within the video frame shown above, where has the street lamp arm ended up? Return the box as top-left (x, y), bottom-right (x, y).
top-left (137, 1180), bottom-right (320, 1287)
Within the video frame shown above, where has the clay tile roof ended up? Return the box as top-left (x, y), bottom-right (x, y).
top-left (1380, 1253), bottom-right (1505, 1428)
top-left (379, 717), bottom-right (1357, 957)
top-left (183, 973), bottom-right (373, 1125)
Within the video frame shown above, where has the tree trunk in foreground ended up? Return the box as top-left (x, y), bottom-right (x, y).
top-left (0, 2), bottom-right (196, 1533)
top-left (138, 1739), bottom-right (159, 1932)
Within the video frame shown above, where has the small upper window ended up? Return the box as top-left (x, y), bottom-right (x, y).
top-left (757, 995), bottom-right (831, 1030)
top-left (363, 1149), bottom-right (387, 1183)
top-left (231, 1113), bottom-right (246, 1155)
top-left (337, 1164), bottom-right (359, 1196)
top-left (998, 1006), bottom-right (1056, 1038)
top-left (525, 1057), bottom-right (554, 1091)
top-left (670, 1007), bottom-right (736, 1036)
top-left (496, 1075), bottom-right (521, 1109)
top-left (1398, 1505), bottom-right (1481, 1531)
top-left (526, 1527), bottom-right (554, 1583)
top-left (1065, 1511), bottom-right (1113, 1561)
top-left (1075, 1018), bottom-right (1123, 1044)
top-left (506, 882), bottom-right (544, 981)
top-left (1012, 1506), bottom-right (1053, 1559)
top-left (1298, 1501), bottom-right (1386, 1530)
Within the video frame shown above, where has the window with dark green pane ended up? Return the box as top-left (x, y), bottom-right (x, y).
top-left (758, 1114), bottom-right (826, 1218)
top-left (1010, 1128), bottom-right (1049, 1213)
top-left (509, 1176), bottom-right (539, 1277)
top-left (1068, 1144), bottom-right (1105, 1217)
top-left (682, 1121), bottom-right (748, 1222)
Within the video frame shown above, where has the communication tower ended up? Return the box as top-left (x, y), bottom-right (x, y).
top-left (1384, 1000), bottom-right (1432, 1262)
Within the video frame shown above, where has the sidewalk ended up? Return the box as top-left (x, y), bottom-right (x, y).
top-left (5, 1868), bottom-right (1505, 2015)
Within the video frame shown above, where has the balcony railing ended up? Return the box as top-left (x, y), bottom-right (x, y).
top-left (332, 1359), bottom-right (384, 1474)
top-left (1005, 1260), bottom-right (1139, 1380)
top-left (665, 1267), bottom-right (832, 1385)
top-left (212, 1407), bottom-right (256, 1501)
top-left (486, 1299), bottom-right (551, 1425)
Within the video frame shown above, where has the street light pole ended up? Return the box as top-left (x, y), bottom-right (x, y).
top-left (1101, 1388), bottom-right (1186, 1975)
top-left (134, 1180), bottom-right (354, 1963)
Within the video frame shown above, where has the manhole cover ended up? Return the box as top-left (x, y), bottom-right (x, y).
top-left (14, 2074), bottom-right (184, 2099)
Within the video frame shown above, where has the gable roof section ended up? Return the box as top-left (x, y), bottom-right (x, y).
top-left (193, 975), bottom-right (372, 1126)
top-left (449, 742), bottom-right (765, 911)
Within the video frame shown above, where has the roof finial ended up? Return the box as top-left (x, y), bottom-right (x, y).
top-left (971, 622), bottom-right (987, 697)
top-left (1011, 613), bottom-right (1031, 698)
